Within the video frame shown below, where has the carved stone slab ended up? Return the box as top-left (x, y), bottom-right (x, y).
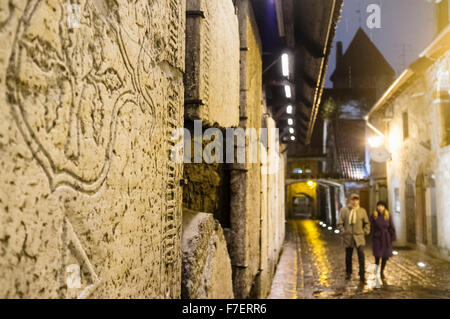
top-left (0, 0), bottom-right (184, 298)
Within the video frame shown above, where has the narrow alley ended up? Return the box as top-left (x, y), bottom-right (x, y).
top-left (269, 220), bottom-right (450, 299)
top-left (0, 0), bottom-right (450, 302)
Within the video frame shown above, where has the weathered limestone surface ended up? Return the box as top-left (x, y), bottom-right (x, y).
top-left (183, 163), bottom-right (222, 214)
top-left (0, 0), bottom-right (185, 298)
top-left (264, 116), bottom-right (285, 290)
top-left (385, 49), bottom-right (450, 261)
top-left (181, 209), bottom-right (234, 299)
top-left (229, 0), bottom-right (263, 299)
top-left (185, 0), bottom-right (240, 128)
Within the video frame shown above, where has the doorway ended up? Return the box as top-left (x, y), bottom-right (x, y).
top-left (415, 172), bottom-right (427, 246)
top-left (405, 179), bottom-right (416, 243)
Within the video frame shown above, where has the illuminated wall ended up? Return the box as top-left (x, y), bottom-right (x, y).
top-left (384, 48), bottom-right (450, 261)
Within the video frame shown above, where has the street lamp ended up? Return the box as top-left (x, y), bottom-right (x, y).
top-left (286, 105), bottom-right (293, 114)
top-left (368, 136), bottom-right (385, 148)
top-left (284, 85), bottom-right (292, 98)
top-left (282, 53), bottom-right (289, 78)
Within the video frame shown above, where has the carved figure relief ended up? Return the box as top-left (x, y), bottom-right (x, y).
top-left (5, 0), bottom-right (172, 194)
top-left (4, 0), bottom-right (184, 298)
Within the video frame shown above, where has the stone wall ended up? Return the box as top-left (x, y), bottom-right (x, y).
top-left (0, 0), bottom-right (287, 299)
top-left (228, 0), bottom-right (263, 298)
top-left (385, 49), bottom-right (450, 261)
top-left (185, 0), bottom-right (240, 128)
top-left (0, 0), bottom-right (185, 298)
top-left (265, 116), bottom-right (285, 285)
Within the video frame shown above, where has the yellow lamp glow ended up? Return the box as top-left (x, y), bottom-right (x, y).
top-left (389, 126), bottom-right (402, 151)
top-left (368, 136), bottom-right (384, 148)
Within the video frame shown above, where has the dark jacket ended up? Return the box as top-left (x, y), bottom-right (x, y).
top-left (370, 211), bottom-right (396, 258)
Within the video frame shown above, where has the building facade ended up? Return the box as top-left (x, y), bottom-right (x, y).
top-left (368, 26), bottom-right (450, 261)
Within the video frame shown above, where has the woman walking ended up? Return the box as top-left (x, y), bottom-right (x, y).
top-left (370, 201), bottom-right (396, 279)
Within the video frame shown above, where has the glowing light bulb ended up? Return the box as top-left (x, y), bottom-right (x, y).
top-left (289, 128), bottom-right (294, 134)
top-left (285, 85), bottom-right (292, 98)
top-left (328, 226), bottom-right (332, 230)
top-left (392, 250), bottom-right (398, 256)
top-left (334, 230), bottom-right (340, 234)
top-left (368, 136), bottom-right (384, 148)
top-left (286, 105), bottom-right (293, 114)
top-left (417, 262), bottom-right (426, 268)
top-left (290, 136), bottom-right (296, 141)
top-left (282, 53), bottom-right (289, 77)
top-left (287, 118), bottom-right (293, 125)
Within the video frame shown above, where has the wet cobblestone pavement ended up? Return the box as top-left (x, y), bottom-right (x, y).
top-left (269, 220), bottom-right (450, 299)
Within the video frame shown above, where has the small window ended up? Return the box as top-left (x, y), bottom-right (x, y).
top-left (402, 112), bottom-right (409, 140)
top-left (305, 169), bottom-right (312, 174)
top-left (293, 168), bottom-right (303, 174)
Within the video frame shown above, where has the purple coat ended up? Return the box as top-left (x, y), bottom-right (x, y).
top-left (370, 212), bottom-right (396, 258)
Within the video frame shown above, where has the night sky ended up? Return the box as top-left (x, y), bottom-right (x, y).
top-left (325, 0), bottom-right (438, 88)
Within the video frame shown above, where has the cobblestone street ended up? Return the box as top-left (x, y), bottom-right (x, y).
top-left (269, 220), bottom-right (450, 299)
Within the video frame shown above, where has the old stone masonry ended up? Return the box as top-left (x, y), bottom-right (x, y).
top-left (0, 0), bottom-right (185, 298)
top-left (0, 0), bottom-right (288, 299)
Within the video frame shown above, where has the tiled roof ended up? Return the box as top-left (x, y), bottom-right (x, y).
top-left (334, 119), bottom-right (368, 181)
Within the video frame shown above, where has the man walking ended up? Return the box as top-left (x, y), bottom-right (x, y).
top-left (337, 193), bottom-right (370, 282)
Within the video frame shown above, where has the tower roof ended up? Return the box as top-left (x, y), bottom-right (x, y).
top-left (330, 28), bottom-right (395, 83)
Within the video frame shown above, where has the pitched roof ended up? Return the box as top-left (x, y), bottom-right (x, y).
top-left (334, 119), bottom-right (368, 181)
top-left (330, 28), bottom-right (395, 83)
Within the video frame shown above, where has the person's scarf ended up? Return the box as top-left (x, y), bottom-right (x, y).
top-left (348, 205), bottom-right (359, 225)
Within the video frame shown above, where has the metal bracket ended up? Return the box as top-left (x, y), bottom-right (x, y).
top-left (186, 10), bottom-right (205, 19)
top-left (185, 99), bottom-right (205, 106)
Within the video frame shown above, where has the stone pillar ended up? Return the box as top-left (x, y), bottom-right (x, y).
top-left (183, 0), bottom-right (241, 296)
top-left (229, 0), bottom-right (263, 298)
top-left (185, 0), bottom-right (240, 128)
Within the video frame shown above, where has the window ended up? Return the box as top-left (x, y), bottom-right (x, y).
top-left (293, 168), bottom-right (303, 174)
top-left (402, 112), bottom-right (409, 140)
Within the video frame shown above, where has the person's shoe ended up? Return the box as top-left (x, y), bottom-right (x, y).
top-left (345, 273), bottom-right (351, 280)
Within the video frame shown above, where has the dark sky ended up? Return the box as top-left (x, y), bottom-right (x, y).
top-left (325, 0), bottom-right (438, 88)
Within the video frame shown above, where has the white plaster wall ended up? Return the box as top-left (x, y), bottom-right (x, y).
top-left (384, 49), bottom-right (450, 260)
